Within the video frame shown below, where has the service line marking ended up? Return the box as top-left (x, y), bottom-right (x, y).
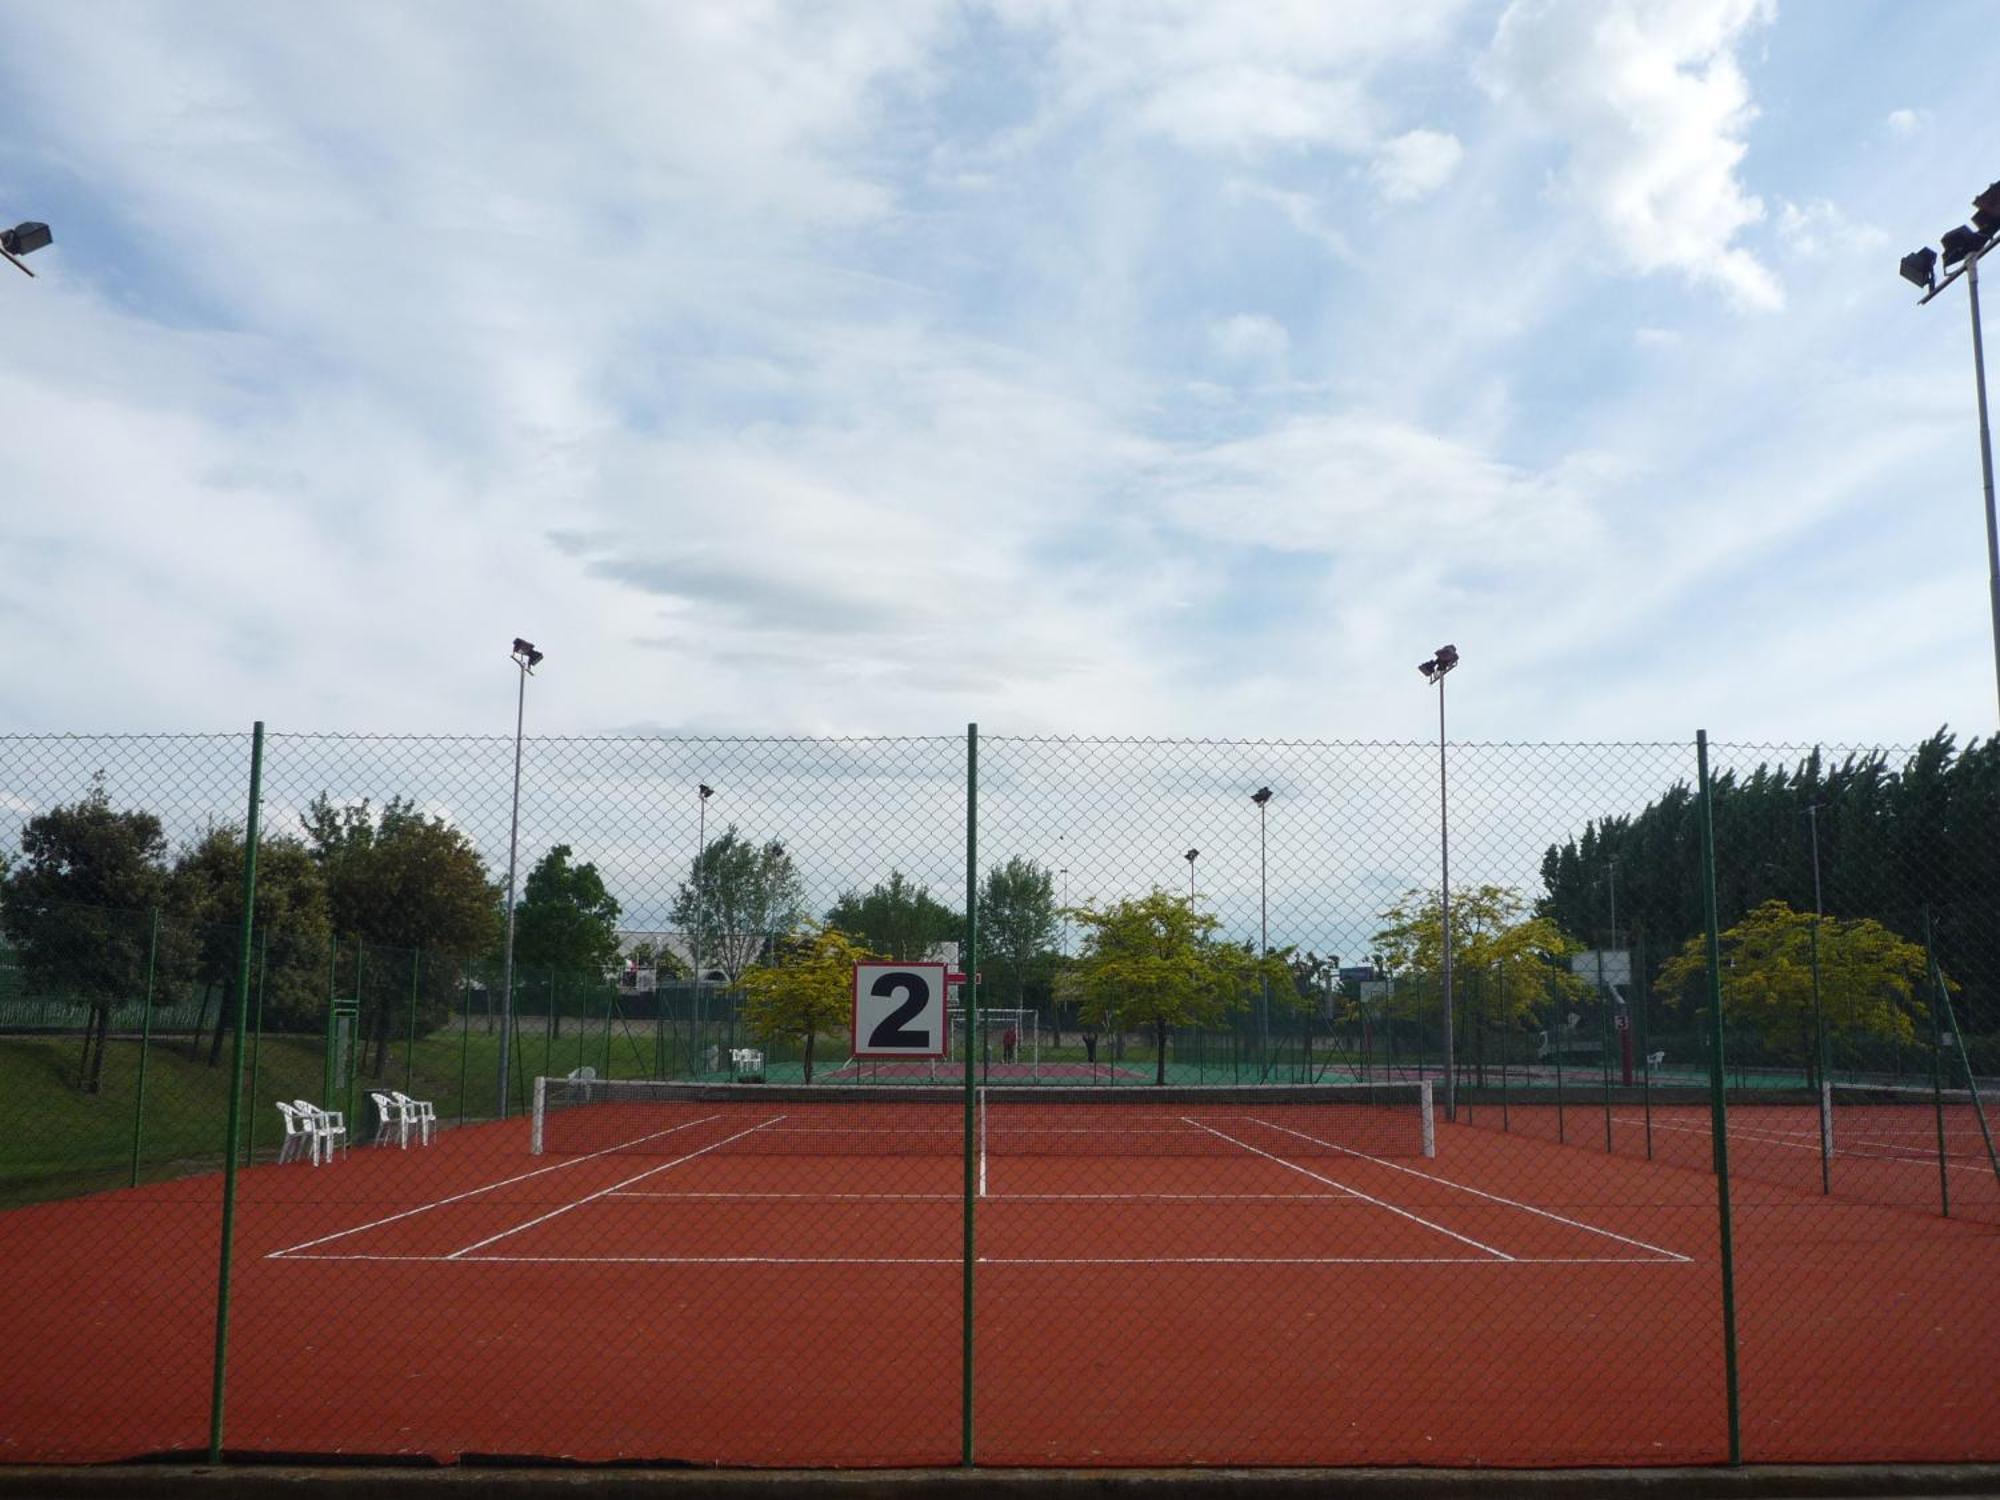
top-left (270, 1251), bottom-right (1688, 1266)
top-left (265, 1114), bottom-right (728, 1259)
top-left (442, 1115), bottom-right (788, 1260)
top-left (1257, 1118), bottom-right (1691, 1263)
top-left (1183, 1118), bottom-right (1516, 1260)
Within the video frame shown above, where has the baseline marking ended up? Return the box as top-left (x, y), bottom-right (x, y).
top-left (1183, 1118), bottom-right (1514, 1260)
top-left (1621, 1114), bottom-right (1997, 1179)
top-left (442, 1114), bottom-right (787, 1260)
top-left (271, 1252), bottom-right (1686, 1266)
top-left (265, 1113), bottom-right (726, 1259)
top-left (1257, 1118), bottom-right (1691, 1263)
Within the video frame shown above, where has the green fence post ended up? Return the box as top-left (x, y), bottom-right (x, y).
top-left (128, 907), bottom-right (160, 1188)
top-left (1696, 729), bottom-right (1743, 1466)
top-left (961, 721), bottom-right (979, 1469)
top-left (458, 966), bottom-right (472, 1126)
top-left (1924, 908), bottom-right (1951, 1218)
top-left (244, 927), bottom-right (268, 1166)
top-left (208, 721), bottom-right (264, 1462)
top-left (407, 948), bottom-right (421, 1091)
top-left (324, 939), bottom-right (339, 1105)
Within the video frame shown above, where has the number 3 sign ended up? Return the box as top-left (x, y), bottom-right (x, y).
top-left (852, 963), bottom-right (948, 1058)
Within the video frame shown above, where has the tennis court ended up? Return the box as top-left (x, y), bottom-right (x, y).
top-left (3, 1078), bottom-right (1997, 1468)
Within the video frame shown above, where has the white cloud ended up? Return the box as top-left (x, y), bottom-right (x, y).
top-left (1369, 128), bottom-right (1464, 202)
top-left (1885, 108), bottom-right (1925, 138)
top-left (1208, 313), bottom-right (1291, 369)
top-left (1479, 0), bottom-right (1781, 309)
top-left (1777, 198), bottom-right (1890, 260)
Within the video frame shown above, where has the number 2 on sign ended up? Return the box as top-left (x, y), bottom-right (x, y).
top-left (851, 962), bottom-right (947, 1057)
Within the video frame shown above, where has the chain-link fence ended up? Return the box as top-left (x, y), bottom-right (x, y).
top-left (0, 727), bottom-right (1994, 1466)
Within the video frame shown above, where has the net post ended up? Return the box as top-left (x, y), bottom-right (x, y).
top-left (961, 722), bottom-right (979, 1469)
top-left (207, 720), bottom-right (264, 1464)
top-left (1817, 1079), bottom-right (1834, 1173)
top-left (531, 1074), bottom-right (547, 1155)
top-left (1418, 1078), bottom-right (1436, 1158)
top-left (1696, 729), bottom-right (1743, 1466)
top-left (129, 906), bottom-right (159, 1188)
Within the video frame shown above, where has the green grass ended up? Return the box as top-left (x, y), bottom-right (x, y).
top-left (0, 1015), bottom-right (695, 1206)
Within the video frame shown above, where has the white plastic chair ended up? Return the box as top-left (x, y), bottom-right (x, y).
top-left (293, 1098), bottom-right (348, 1165)
top-left (731, 1047), bottom-right (765, 1079)
top-left (275, 1101), bottom-right (314, 1164)
top-left (1646, 1050), bottom-right (1666, 1069)
top-left (391, 1090), bottom-right (436, 1146)
top-left (565, 1065), bottom-right (597, 1103)
top-left (369, 1091), bottom-right (409, 1149)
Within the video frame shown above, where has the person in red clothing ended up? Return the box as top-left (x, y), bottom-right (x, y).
top-left (1001, 1025), bottom-right (1018, 1063)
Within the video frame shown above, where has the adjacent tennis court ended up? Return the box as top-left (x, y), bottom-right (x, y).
top-left (3, 1078), bottom-right (1996, 1467)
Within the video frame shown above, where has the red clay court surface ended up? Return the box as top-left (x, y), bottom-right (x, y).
top-left (2, 1092), bottom-right (1997, 1468)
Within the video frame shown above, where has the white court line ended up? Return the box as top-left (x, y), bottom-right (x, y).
top-left (272, 1251), bottom-right (1686, 1266)
top-left (604, 1200), bottom-right (1392, 1208)
top-left (1622, 1114), bottom-right (1997, 1178)
top-left (1183, 1118), bottom-right (1514, 1260)
top-left (442, 1115), bottom-right (787, 1260)
top-left (1257, 1118), bottom-right (1691, 1263)
top-left (265, 1113), bottom-right (727, 1259)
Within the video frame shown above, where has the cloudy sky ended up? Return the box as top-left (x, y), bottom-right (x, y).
top-left (0, 1), bottom-right (1994, 747)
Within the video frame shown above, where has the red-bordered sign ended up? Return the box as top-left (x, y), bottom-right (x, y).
top-left (851, 962), bottom-right (949, 1058)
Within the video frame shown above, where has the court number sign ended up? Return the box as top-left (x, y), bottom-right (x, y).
top-left (851, 962), bottom-right (948, 1058)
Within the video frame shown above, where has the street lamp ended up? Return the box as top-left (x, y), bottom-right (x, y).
top-left (1419, 644), bottom-right (1459, 1119)
top-left (1251, 787), bottom-right (1272, 1076)
top-left (496, 636), bottom-right (543, 1117)
top-left (1, 221), bottom-right (52, 278)
top-left (1900, 179), bottom-right (2000, 719)
top-left (1184, 848), bottom-right (1199, 902)
top-left (694, 784), bottom-right (714, 985)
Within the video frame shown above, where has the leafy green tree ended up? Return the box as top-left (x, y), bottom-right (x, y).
top-left (670, 826), bottom-right (808, 982)
top-left (827, 871), bottom-right (961, 962)
top-left (978, 858), bottom-right (1059, 1020)
top-left (513, 845), bottom-right (622, 1035)
top-left (1066, 890), bottom-right (1292, 1084)
top-left (740, 924), bottom-right (878, 1082)
top-left (1374, 884), bottom-right (1590, 1039)
top-left (167, 827), bottom-right (331, 1063)
top-left (625, 938), bottom-right (690, 985)
top-left (302, 794), bottom-right (500, 1075)
top-left (1654, 899), bottom-right (1932, 1068)
top-left (0, 778), bottom-right (169, 1091)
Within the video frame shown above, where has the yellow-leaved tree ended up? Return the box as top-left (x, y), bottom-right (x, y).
top-left (1654, 900), bottom-right (1934, 1070)
top-left (738, 924), bottom-right (880, 1083)
top-left (1065, 890), bottom-right (1295, 1085)
top-left (1371, 884), bottom-right (1591, 1036)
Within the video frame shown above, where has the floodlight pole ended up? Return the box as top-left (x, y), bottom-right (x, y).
top-left (1971, 253), bottom-right (2000, 723)
top-left (1432, 665), bottom-right (1456, 1120)
top-left (1805, 802), bottom-right (1830, 1111)
top-left (496, 651), bottom-right (532, 1118)
top-left (1912, 224), bottom-right (2000, 720)
top-left (1185, 849), bottom-right (1198, 903)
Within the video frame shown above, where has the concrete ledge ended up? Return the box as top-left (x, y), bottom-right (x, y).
top-left (2, 1466), bottom-right (1999, 1500)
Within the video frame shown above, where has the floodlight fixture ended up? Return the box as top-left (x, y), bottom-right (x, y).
top-left (511, 637), bottom-right (543, 670)
top-left (1251, 786), bottom-right (1272, 806)
top-left (1942, 224), bottom-right (1984, 268)
top-left (1901, 248), bottom-right (1939, 291)
top-left (1184, 848), bottom-right (1198, 863)
top-left (699, 783), bottom-right (714, 800)
top-left (0, 220), bottom-right (50, 277)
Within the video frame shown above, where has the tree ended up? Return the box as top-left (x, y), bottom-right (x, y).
top-left (827, 871), bottom-right (961, 962)
top-left (0, 778), bottom-right (169, 1091)
top-left (167, 827), bottom-right (331, 1064)
top-left (977, 858), bottom-right (1059, 1020)
top-left (1654, 900), bottom-right (1932, 1068)
top-left (739, 924), bottom-right (878, 1082)
top-left (512, 845), bottom-right (622, 1035)
top-left (302, 795), bottom-right (500, 1075)
top-left (1374, 883), bottom-right (1590, 1033)
top-left (1066, 890), bottom-right (1292, 1084)
top-left (670, 826), bottom-right (808, 982)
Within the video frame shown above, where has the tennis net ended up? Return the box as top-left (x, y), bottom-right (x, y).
top-left (530, 1078), bottom-right (1436, 1160)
